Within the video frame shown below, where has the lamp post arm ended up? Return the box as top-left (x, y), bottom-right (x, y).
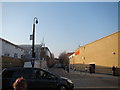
top-left (33, 17), bottom-right (38, 24)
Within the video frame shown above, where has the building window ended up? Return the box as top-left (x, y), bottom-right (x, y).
top-left (21, 55), bottom-right (24, 58)
top-left (4, 53), bottom-right (10, 57)
top-left (14, 53), bottom-right (18, 58)
top-left (82, 56), bottom-right (85, 60)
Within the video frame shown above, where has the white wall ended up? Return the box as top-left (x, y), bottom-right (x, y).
top-left (24, 60), bottom-right (48, 70)
top-left (35, 60), bottom-right (48, 70)
top-left (2, 40), bottom-right (24, 59)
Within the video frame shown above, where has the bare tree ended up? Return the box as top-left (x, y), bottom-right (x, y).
top-left (47, 53), bottom-right (55, 68)
top-left (58, 51), bottom-right (69, 68)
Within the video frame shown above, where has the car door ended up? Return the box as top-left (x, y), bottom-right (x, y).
top-left (44, 73), bottom-right (58, 90)
top-left (12, 68), bottom-right (37, 90)
top-left (34, 69), bottom-right (58, 90)
top-left (2, 70), bottom-right (17, 89)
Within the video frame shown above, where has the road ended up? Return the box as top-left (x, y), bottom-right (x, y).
top-left (74, 88), bottom-right (119, 90)
top-left (49, 68), bottom-right (119, 90)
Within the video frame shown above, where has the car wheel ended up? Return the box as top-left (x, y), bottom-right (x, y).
top-left (58, 85), bottom-right (67, 90)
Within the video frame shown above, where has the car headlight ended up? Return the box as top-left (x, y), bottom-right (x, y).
top-left (67, 79), bottom-right (73, 84)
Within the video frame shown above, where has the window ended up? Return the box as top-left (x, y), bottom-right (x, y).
top-left (2, 70), bottom-right (16, 78)
top-left (35, 70), bottom-right (56, 80)
top-left (14, 53), bottom-right (18, 58)
top-left (4, 53), bottom-right (9, 57)
top-left (36, 71), bottom-right (41, 78)
top-left (21, 55), bottom-right (24, 58)
top-left (35, 70), bottom-right (48, 79)
top-left (15, 69), bottom-right (33, 79)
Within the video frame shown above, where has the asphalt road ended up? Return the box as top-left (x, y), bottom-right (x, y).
top-left (74, 87), bottom-right (119, 90)
top-left (49, 68), bottom-right (119, 89)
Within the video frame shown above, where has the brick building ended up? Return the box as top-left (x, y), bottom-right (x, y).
top-left (69, 31), bottom-right (120, 75)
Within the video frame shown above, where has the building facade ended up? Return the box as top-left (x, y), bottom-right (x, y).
top-left (19, 45), bottom-right (42, 61)
top-left (69, 31), bottom-right (120, 75)
top-left (0, 38), bottom-right (25, 69)
top-left (0, 38), bottom-right (25, 59)
top-left (21, 45), bottom-right (55, 69)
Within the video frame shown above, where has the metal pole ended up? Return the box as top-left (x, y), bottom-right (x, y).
top-left (31, 24), bottom-right (35, 68)
top-left (32, 23), bottom-right (35, 58)
top-left (31, 17), bottom-right (38, 68)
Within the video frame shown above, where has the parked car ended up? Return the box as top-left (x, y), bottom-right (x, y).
top-left (2, 67), bottom-right (74, 90)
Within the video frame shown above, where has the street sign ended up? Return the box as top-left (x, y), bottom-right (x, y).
top-left (30, 35), bottom-right (33, 40)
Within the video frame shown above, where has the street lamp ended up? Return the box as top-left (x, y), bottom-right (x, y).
top-left (31, 17), bottom-right (38, 68)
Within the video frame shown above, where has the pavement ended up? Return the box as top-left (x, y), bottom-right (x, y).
top-left (69, 69), bottom-right (119, 79)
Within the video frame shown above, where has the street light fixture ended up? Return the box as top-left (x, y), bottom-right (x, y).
top-left (31, 17), bottom-right (38, 68)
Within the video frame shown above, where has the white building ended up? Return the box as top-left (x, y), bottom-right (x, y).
top-left (0, 37), bottom-right (25, 59)
top-left (23, 46), bottom-right (53, 70)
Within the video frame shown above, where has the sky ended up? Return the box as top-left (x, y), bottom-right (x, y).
top-left (1, 1), bottom-right (119, 57)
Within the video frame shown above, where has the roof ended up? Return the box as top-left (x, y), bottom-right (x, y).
top-left (41, 47), bottom-right (52, 53)
top-left (0, 37), bottom-right (24, 50)
top-left (67, 52), bottom-right (74, 56)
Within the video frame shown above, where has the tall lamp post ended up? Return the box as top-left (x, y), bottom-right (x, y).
top-left (31, 17), bottom-right (38, 68)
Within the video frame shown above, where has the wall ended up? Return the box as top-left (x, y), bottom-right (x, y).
top-left (1, 39), bottom-right (24, 59)
top-left (2, 56), bottom-right (24, 69)
top-left (70, 31), bottom-right (119, 74)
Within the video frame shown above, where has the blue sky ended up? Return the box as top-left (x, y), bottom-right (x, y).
top-left (1, 2), bottom-right (118, 57)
